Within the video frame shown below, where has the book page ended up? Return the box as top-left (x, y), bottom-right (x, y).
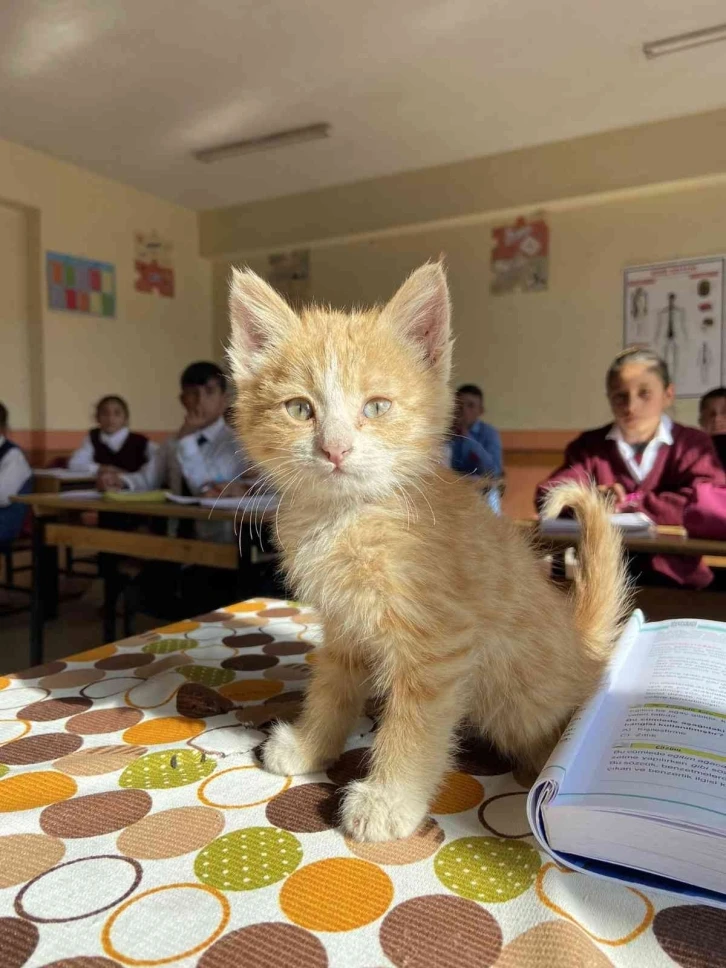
top-left (558, 619), bottom-right (726, 827)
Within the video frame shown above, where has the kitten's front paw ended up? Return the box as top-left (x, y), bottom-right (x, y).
top-left (340, 780), bottom-right (428, 842)
top-left (261, 722), bottom-right (325, 776)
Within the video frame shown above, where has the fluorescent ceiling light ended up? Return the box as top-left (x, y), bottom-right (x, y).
top-left (194, 123), bottom-right (330, 163)
top-left (643, 22), bottom-right (726, 58)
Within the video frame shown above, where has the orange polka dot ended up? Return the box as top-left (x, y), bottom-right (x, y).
top-left (67, 644), bottom-right (117, 663)
top-left (218, 680), bottom-right (284, 702)
top-left (305, 652), bottom-right (319, 665)
top-left (224, 601), bottom-right (267, 614)
top-left (122, 716), bottom-right (206, 745)
top-left (155, 620), bottom-right (200, 634)
top-left (430, 772), bottom-right (484, 814)
top-left (0, 678), bottom-right (9, 691)
top-left (280, 858), bottom-right (393, 931)
top-left (0, 771), bottom-right (77, 811)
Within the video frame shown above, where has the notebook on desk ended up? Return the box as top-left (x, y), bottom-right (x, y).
top-left (539, 512), bottom-right (655, 535)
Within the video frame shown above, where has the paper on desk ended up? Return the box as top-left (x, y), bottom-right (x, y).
top-left (198, 494), bottom-right (279, 512)
top-left (165, 493), bottom-right (200, 505)
top-left (32, 469), bottom-right (95, 480)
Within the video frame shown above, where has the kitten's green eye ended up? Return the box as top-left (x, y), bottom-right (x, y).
top-left (285, 398), bottom-right (314, 421)
top-left (363, 398), bottom-right (392, 419)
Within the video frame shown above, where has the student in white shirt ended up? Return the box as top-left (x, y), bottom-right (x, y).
top-left (0, 402), bottom-right (33, 544)
top-left (68, 395), bottom-right (155, 475)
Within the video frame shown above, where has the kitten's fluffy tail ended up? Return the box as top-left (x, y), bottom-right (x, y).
top-left (541, 482), bottom-right (631, 659)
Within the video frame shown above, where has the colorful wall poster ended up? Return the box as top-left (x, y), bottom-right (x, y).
top-left (267, 249), bottom-right (310, 307)
top-left (490, 216), bottom-right (549, 294)
top-left (623, 257), bottom-right (724, 398)
top-left (46, 251), bottom-right (116, 317)
top-left (134, 231), bottom-right (174, 297)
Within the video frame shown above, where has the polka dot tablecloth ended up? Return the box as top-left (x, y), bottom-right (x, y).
top-left (0, 599), bottom-right (722, 968)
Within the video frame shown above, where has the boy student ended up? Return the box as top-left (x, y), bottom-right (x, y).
top-left (97, 361), bottom-right (250, 540)
top-left (699, 386), bottom-right (726, 470)
top-left (451, 384), bottom-right (503, 478)
top-left (0, 402), bottom-right (32, 544)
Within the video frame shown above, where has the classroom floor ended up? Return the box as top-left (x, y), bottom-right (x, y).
top-left (0, 552), bottom-right (158, 675)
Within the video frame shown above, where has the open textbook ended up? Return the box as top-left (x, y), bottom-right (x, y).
top-left (528, 612), bottom-right (726, 907)
top-left (539, 511), bottom-right (655, 535)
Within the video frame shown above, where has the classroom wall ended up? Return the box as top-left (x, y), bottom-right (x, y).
top-left (0, 204), bottom-right (31, 429)
top-left (205, 110), bottom-right (726, 515)
top-left (0, 135), bottom-right (212, 448)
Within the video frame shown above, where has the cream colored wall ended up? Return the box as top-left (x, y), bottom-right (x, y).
top-left (0, 136), bottom-right (211, 432)
top-left (0, 204), bottom-right (31, 428)
top-left (212, 176), bottom-right (726, 431)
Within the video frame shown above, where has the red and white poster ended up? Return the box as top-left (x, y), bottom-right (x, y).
top-left (490, 216), bottom-right (548, 294)
top-left (134, 231), bottom-right (174, 298)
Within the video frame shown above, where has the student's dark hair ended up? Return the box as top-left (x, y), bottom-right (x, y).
top-left (700, 386), bottom-right (726, 412)
top-left (0, 401), bottom-right (7, 431)
top-left (95, 395), bottom-right (129, 421)
top-left (180, 361), bottom-right (227, 393)
top-left (606, 347), bottom-right (671, 392)
top-left (456, 383), bottom-right (483, 400)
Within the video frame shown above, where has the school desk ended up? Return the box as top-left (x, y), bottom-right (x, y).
top-left (11, 493), bottom-right (276, 667)
top-left (0, 597), bottom-right (717, 968)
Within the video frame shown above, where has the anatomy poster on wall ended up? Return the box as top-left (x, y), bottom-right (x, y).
top-left (623, 258), bottom-right (724, 398)
top-left (490, 216), bottom-right (548, 294)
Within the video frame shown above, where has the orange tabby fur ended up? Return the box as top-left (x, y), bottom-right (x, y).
top-left (227, 262), bottom-right (630, 842)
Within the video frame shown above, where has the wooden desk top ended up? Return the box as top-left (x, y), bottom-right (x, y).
top-left (518, 519), bottom-right (726, 558)
top-left (12, 492), bottom-right (276, 523)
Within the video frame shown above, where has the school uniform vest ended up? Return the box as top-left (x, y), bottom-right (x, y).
top-left (90, 429), bottom-right (149, 472)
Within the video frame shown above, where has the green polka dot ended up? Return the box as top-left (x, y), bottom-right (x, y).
top-left (0, 764), bottom-right (8, 779)
top-left (142, 638), bottom-right (197, 654)
top-left (119, 749), bottom-right (216, 790)
top-left (179, 665), bottom-right (235, 688)
top-left (434, 837), bottom-right (540, 902)
top-left (195, 826), bottom-right (303, 891)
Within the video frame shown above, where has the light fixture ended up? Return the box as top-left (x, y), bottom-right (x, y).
top-left (643, 22), bottom-right (726, 59)
top-left (193, 123), bottom-right (330, 163)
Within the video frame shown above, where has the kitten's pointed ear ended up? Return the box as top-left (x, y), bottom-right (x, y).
top-left (383, 262), bottom-right (451, 372)
top-left (227, 267), bottom-right (298, 380)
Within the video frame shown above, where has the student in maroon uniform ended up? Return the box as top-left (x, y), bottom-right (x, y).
top-left (68, 395), bottom-right (155, 475)
top-left (536, 347), bottom-right (725, 588)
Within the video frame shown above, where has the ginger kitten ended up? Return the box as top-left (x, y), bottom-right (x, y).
top-left (228, 263), bottom-right (629, 842)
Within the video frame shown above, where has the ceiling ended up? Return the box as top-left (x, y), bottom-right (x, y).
top-left (2, 0), bottom-right (726, 210)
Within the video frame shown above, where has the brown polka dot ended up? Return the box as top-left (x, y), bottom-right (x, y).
top-left (135, 652), bottom-right (194, 679)
top-left (265, 663), bottom-right (310, 682)
top-left (0, 917), bottom-right (39, 968)
top-left (40, 959), bottom-right (122, 968)
top-left (95, 653), bottom-right (155, 671)
top-left (235, 704), bottom-right (301, 728)
top-left (478, 792), bottom-right (532, 838)
top-left (193, 611), bottom-right (234, 623)
top-left (654, 905), bottom-right (726, 968)
top-left (175, 683), bottom-right (235, 719)
top-left (53, 745), bottom-right (147, 777)
top-left (265, 782), bottom-right (342, 832)
top-left (221, 654), bottom-right (278, 671)
top-left (346, 818), bottom-right (444, 865)
top-left (11, 661), bottom-right (66, 681)
top-left (456, 735), bottom-right (513, 776)
top-left (66, 707), bottom-right (142, 735)
top-left (40, 790), bottom-right (151, 838)
top-left (117, 805), bottom-right (224, 859)
top-left (0, 733), bottom-right (82, 766)
top-left (259, 607), bottom-right (300, 618)
top-left (198, 923), bottom-right (327, 968)
top-left (497, 921), bottom-right (612, 968)
top-left (265, 690), bottom-right (306, 705)
top-left (40, 669), bottom-right (106, 690)
top-left (380, 895), bottom-right (502, 968)
top-left (262, 640), bottom-right (314, 657)
top-left (0, 834), bottom-right (66, 889)
top-left (222, 632), bottom-right (274, 648)
top-left (327, 747), bottom-right (371, 786)
top-left (19, 696), bottom-right (92, 721)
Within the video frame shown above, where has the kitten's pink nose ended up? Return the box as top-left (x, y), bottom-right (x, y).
top-left (322, 445), bottom-right (351, 468)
